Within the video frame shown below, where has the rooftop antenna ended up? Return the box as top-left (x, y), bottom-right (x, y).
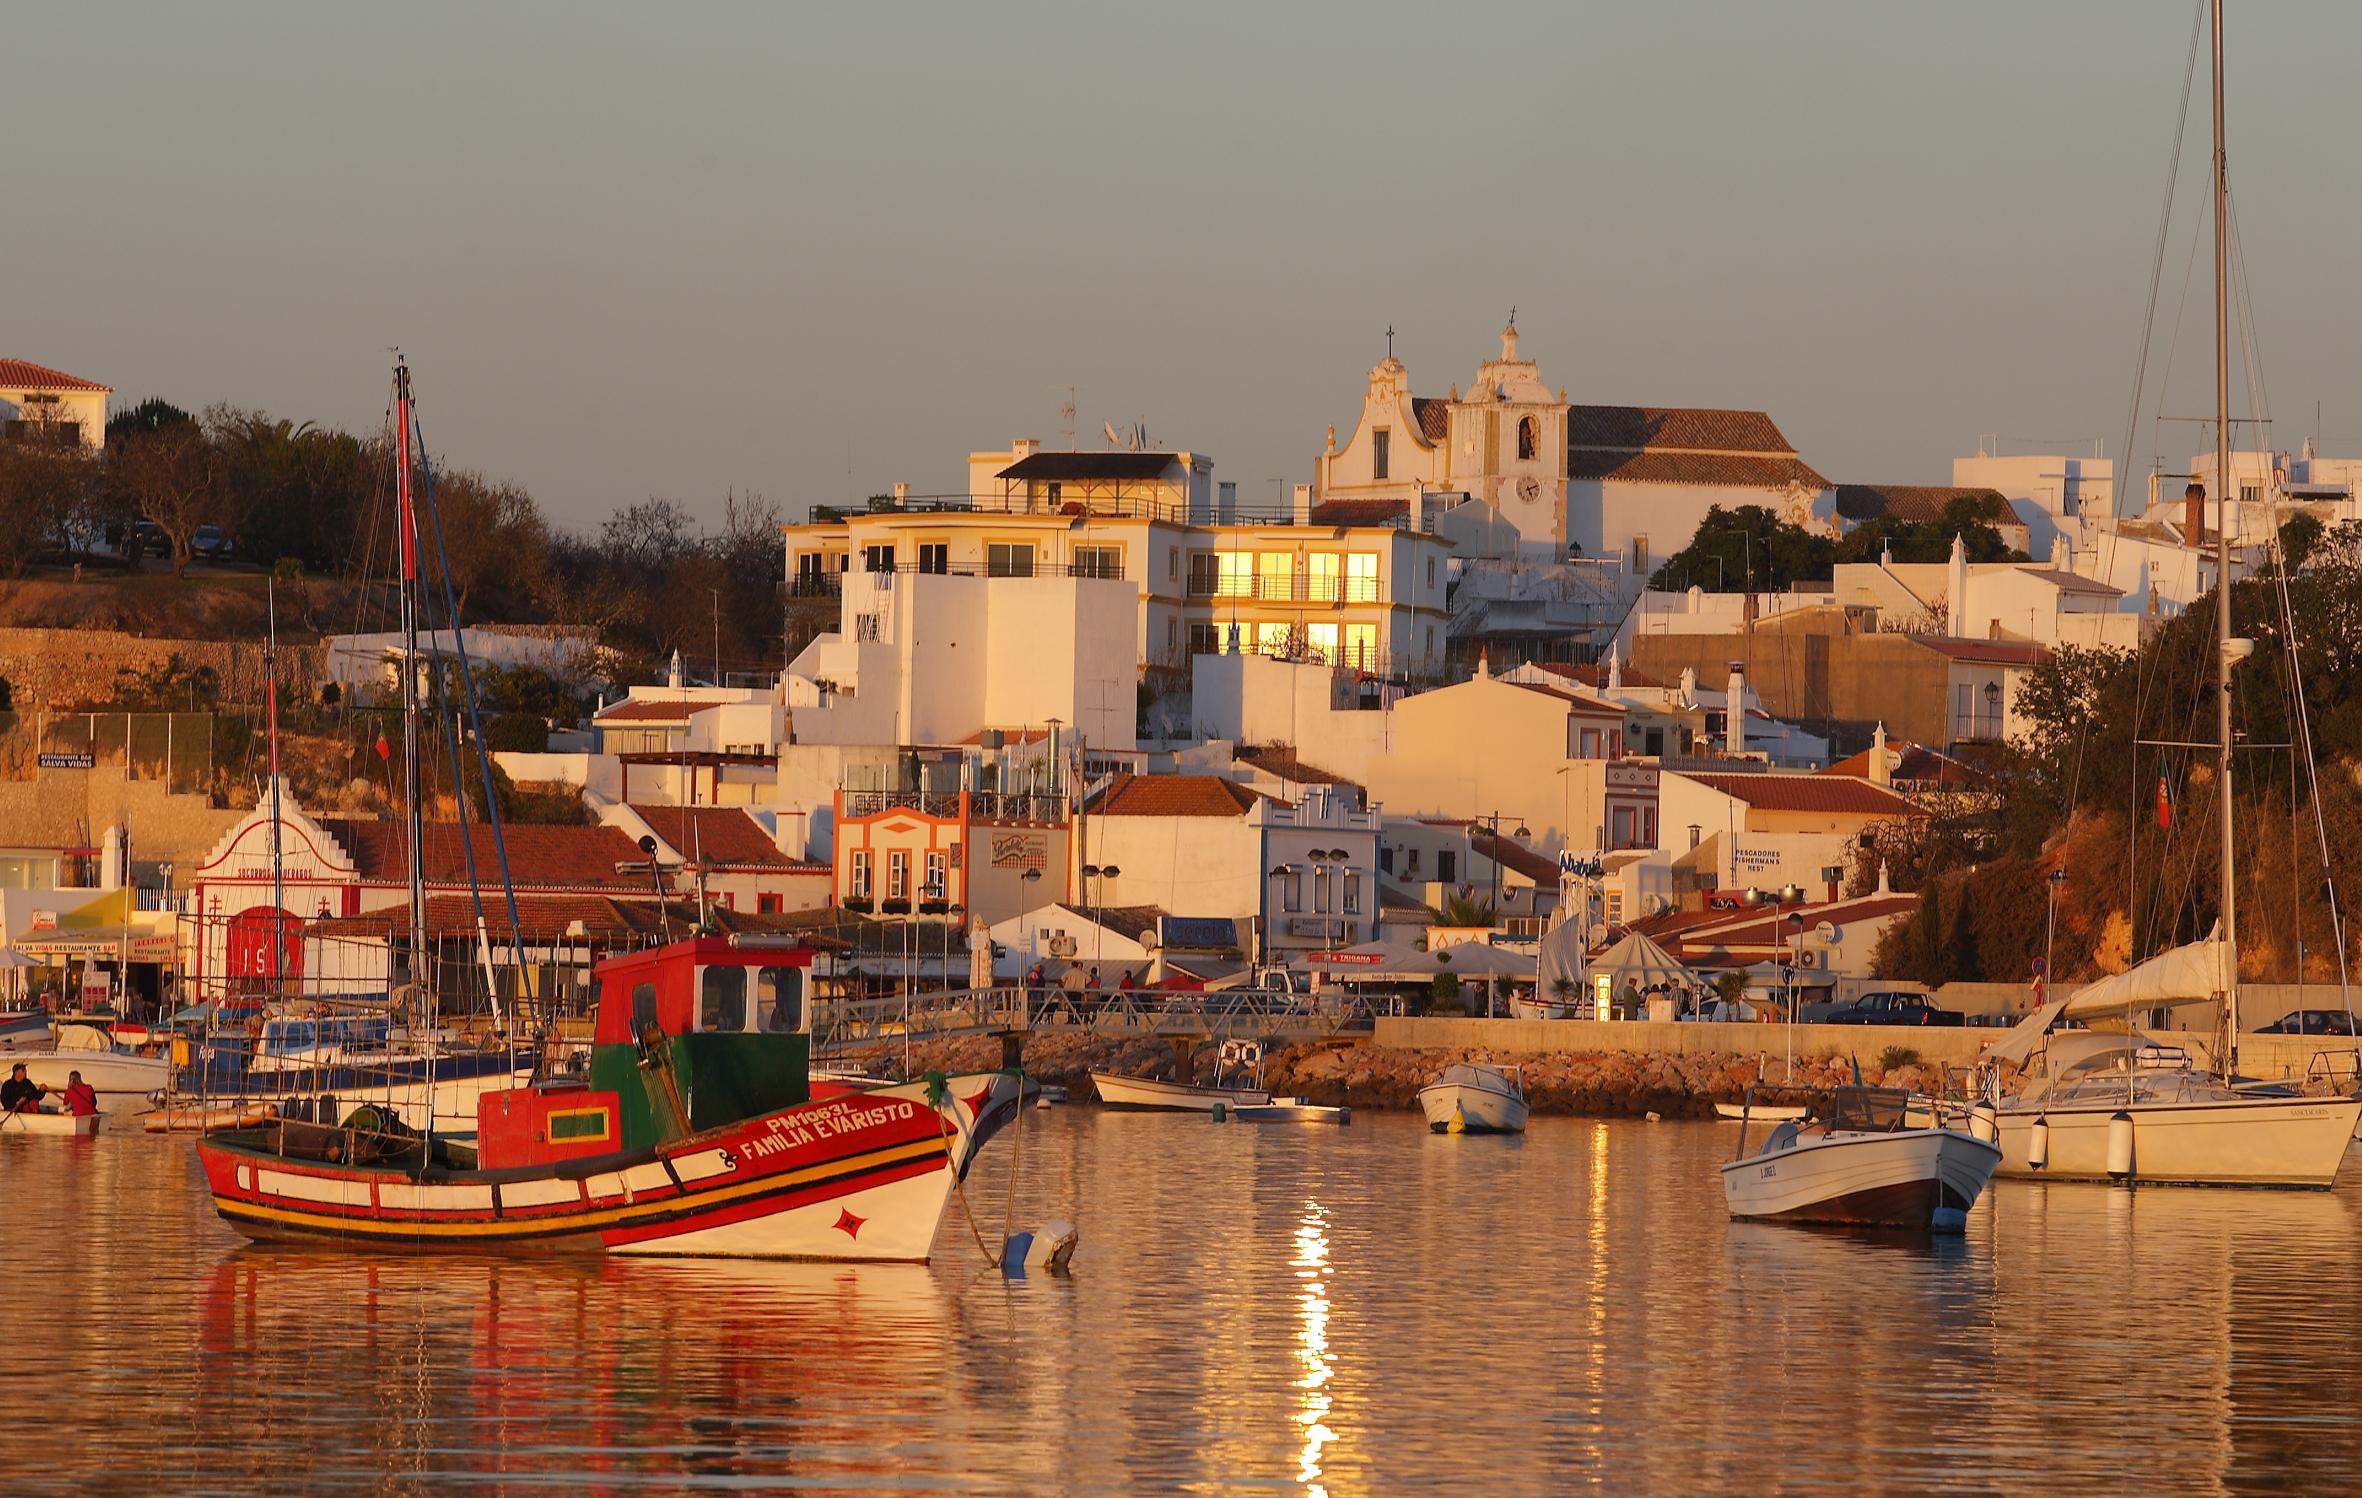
top-left (1060, 386), bottom-right (1077, 449)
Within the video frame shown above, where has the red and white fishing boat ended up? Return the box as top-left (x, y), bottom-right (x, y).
top-left (195, 935), bottom-right (1020, 1259)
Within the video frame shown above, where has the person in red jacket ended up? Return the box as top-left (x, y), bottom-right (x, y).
top-left (56, 1070), bottom-right (98, 1117)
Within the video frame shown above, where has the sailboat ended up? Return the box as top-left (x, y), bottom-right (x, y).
top-left (1985, 2), bottom-right (2362, 1187)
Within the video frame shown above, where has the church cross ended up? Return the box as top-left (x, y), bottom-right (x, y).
top-left (1386, 324), bottom-right (1395, 358)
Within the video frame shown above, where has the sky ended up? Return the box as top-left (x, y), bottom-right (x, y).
top-left (8, 1), bottom-right (2361, 533)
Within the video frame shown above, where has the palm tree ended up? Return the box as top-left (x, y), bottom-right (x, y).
top-left (1441, 892), bottom-right (1498, 928)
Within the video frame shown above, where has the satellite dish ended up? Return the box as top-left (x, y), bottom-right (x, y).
top-left (1816, 921), bottom-right (1840, 944)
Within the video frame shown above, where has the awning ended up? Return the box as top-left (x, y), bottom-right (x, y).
top-left (11, 925), bottom-right (174, 963)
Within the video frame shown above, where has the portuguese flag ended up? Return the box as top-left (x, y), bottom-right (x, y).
top-left (2156, 775), bottom-right (2172, 832)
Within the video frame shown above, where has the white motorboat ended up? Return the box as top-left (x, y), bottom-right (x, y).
top-left (1721, 1086), bottom-right (2001, 1231)
top-left (0, 1108), bottom-right (100, 1137)
top-left (1418, 1063), bottom-right (1529, 1134)
top-left (12, 1023), bottom-right (170, 1110)
top-left (1090, 1071), bottom-right (1271, 1112)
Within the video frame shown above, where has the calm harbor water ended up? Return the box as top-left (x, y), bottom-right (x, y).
top-left (5, 1110), bottom-right (2361, 1495)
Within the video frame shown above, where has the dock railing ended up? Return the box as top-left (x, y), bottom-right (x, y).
top-left (810, 983), bottom-right (1368, 1056)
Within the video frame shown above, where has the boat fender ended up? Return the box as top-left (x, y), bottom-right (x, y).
top-left (2106, 1110), bottom-right (2136, 1183)
top-left (1969, 1102), bottom-right (1999, 1145)
top-left (2028, 1115), bottom-right (2049, 1170)
top-left (1645, 1111), bottom-right (1662, 1123)
top-left (1211, 1101), bottom-right (1228, 1123)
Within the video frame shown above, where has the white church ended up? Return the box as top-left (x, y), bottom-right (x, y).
top-left (1309, 321), bottom-right (1833, 576)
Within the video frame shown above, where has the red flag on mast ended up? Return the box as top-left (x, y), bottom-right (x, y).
top-left (2156, 775), bottom-right (2172, 831)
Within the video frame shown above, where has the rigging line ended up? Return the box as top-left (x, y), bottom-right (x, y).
top-left (407, 404), bottom-right (539, 1030)
top-left (2105, 0), bottom-right (2207, 606)
top-left (2264, 487), bottom-right (2350, 1010)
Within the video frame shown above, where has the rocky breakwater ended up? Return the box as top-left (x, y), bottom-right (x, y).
top-left (836, 1033), bottom-right (1962, 1118)
top-left (1265, 1044), bottom-right (1960, 1119)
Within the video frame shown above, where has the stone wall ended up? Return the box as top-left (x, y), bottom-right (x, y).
top-left (0, 767), bottom-right (240, 868)
top-left (0, 627), bottom-right (327, 709)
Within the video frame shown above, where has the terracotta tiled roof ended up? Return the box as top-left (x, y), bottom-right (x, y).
top-left (318, 819), bottom-right (651, 888)
top-left (1834, 484), bottom-right (2011, 524)
top-left (304, 893), bottom-right (842, 945)
top-left (628, 805), bottom-right (801, 868)
top-left (1412, 397), bottom-right (1450, 444)
top-left (1566, 450), bottom-right (1831, 489)
top-left (0, 359), bottom-right (110, 393)
top-left (595, 698), bottom-right (709, 722)
top-left (1087, 774), bottom-right (1265, 818)
top-left (1567, 405), bottom-right (1796, 454)
top-left (1308, 497), bottom-right (1409, 526)
top-left (1470, 829), bottom-right (1558, 884)
top-left (1820, 741), bottom-right (1991, 789)
top-left (1506, 680), bottom-right (1625, 716)
top-left (1050, 902), bottom-right (1170, 940)
top-left (1528, 661), bottom-right (1669, 691)
top-left (1673, 773), bottom-right (1926, 818)
top-left (955, 727), bottom-right (1053, 746)
top-left (1564, 404), bottom-right (1827, 490)
top-left (1236, 746), bottom-right (1358, 789)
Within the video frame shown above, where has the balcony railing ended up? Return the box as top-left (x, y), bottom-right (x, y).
top-left (798, 491), bottom-right (1443, 534)
top-left (1186, 575), bottom-right (1385, 604)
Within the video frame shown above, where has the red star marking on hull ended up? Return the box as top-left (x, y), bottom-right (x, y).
top-left (834, 1208), bottom-right (865, 1238)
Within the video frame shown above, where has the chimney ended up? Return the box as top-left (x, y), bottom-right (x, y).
top-left (1725, 661), bottom-right (1747, 756)
top-left (1012, 437), bottom-right (1040, 459)
top-left (1606, 644), bottom-right (1623, 691)
top-left (1870, 722), bottom-right (1892, 787)
top-left (1409, 487), bottom-right (1425, 533)
top-left (892, 482), bottom-right (910, 505)
top-left (1293, 483), bottom-right (1313, 525)
top-left (2184, 481), bottom-right (2205, 547)
top-left (1946, 532), bottom-right (1968, 639)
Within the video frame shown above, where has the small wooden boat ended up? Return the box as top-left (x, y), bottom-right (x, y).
top-left (1089, 1072), bottom-right (1271, 1112)
top-left (1721, 1085), bottom-right (2000, 1231)
top-left (1418, 1063), bottom-right (1528, 1134)
top-left (1221, 1099), bottom-right (1351, 1126)
top-left (0, 1108), bottom-right (100, 1136)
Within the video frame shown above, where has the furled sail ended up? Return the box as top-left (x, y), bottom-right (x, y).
top-left (2059, 925), bottom-right (2228, 1021)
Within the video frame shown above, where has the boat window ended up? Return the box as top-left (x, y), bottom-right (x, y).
top-left (631, 983), bottom-right (658, 1033)
top-left (699, 967), bottom-right (747, 1033)
top-left (756, 967), bottom-right (804, 1034)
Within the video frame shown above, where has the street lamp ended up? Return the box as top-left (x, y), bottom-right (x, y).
top-left (1081, 863), bottom-right (1121, 972)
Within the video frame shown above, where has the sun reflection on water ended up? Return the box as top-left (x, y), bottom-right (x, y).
top-left (1294, 1202), bottom-right (1336, 1498)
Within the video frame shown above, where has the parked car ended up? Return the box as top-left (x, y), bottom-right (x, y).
top-left (191, 525), bottom-right (233, 560)
top-left (1825, 991), bottom-right (1963, 1027)
top-left (2256, 1009), bottom-right (2362, 1036)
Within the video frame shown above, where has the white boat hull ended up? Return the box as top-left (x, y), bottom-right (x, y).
top-left (1722, 1128), bottom-right (2000, 1230)
top-left (1995, 1094), bottom-right (2362, 1188)
top-left (1226, 1101), bottom-right (1352, 1125)
top-left (1419, 1083), bottom-right (1529, 1134)
top-left (1715, 1101), bottom-right (1807, 1123)
top-left (13, 1051), bottom-right (169, 1109)
top-left (0, 1109), bottom-right (100, 1136)
top-left (1090, 1072), bottom-right (1269, 1112)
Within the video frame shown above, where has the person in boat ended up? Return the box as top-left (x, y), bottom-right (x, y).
top-left (1, 1063), bottom-right (40, 1112)
top-left (55, 1070), bottom-right (97, 1118)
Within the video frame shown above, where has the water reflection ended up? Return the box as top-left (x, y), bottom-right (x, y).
top-left (11, 1116), bottom-right (2362, 1491)
top-left (1294, 1202), bottom-right (1336, 1497)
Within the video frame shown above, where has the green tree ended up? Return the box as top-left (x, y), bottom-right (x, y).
top-left (1648, 504), bottom-right (1835, 593)
top-left (1833, 495), bottom-right (2028, 566)
top-left (110, 424), bottom-right (221, 578)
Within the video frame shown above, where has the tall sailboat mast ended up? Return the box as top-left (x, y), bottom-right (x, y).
top-left (394, 358), bottom-right (428, 1015)
top-left (2210, 0), bottom-right (2239, 1076)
